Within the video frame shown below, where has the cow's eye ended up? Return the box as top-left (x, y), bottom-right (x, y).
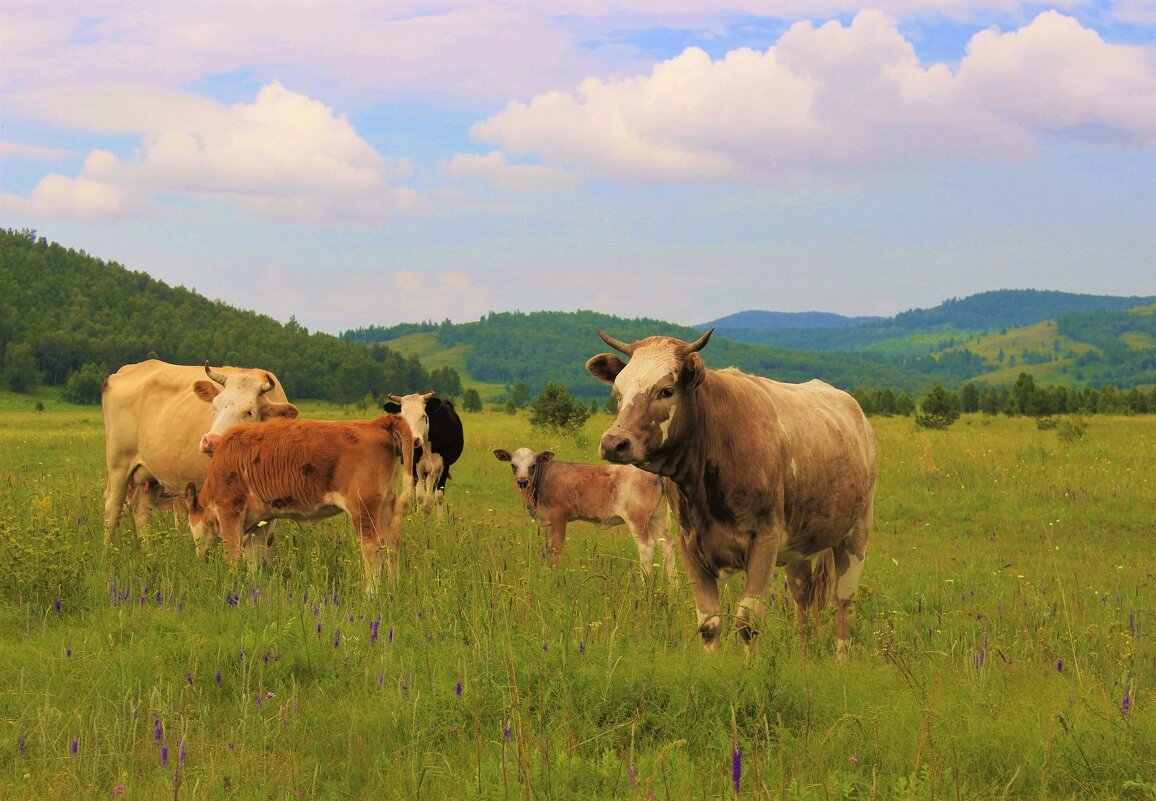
top-left (510, 465), bottom-right (516, 473)
top-left (657, 387), bottom-right (675, 399)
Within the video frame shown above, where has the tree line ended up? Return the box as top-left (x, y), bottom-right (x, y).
top-left (0, 228), bottom-right (459, 404)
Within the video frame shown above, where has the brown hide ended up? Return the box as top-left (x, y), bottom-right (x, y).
top-left (493, 447), bottom-right (676, 578)
top-left (587, 332), bottom-right (876, 657)
top-left (187, 415), bottom-right (414, 596)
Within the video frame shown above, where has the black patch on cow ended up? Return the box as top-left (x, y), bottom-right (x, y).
top-left (703, 461), bottom-right (736, 526)
top-left (271, 497), bottom-right (294, 509)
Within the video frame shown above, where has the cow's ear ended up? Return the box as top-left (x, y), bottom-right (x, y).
top-left (586, 354), bottom-right (626, 385)
top-left (493, 449), bottom-right (512, 462)
top-left (425, 397), bottom-right (442, 411)
top-left (680, 352), bottom-right (706, 390)
top-left (192, 380), bottom-right (221, 402)
top-left (383, 402), bottom-right (401, 414)
top-left (538, 451), bottom-right (555, 463)
top-left (269, 402), bottom-right (299, 419)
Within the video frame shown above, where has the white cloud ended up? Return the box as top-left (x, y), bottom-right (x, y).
top-left (439, 151), bottom-right (580, 191)
top-left (472, 11), bottom-right (1156, 183)
top-left (0, 140), bottom-right (75, 159)
top-left (2, 82), bottom-right (423, 222)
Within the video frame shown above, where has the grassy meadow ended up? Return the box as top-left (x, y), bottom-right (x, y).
top-left (1, 397), bottom-right (1153, 800)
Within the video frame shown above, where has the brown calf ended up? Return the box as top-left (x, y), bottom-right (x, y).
top-left (185, 415), bottom-right (414, 597)
top-left (493, 447), bottom-right (677, 579)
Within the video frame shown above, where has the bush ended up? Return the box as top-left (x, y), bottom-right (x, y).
top-left (1057, 415), bottom-right (1088, 443)
top-left (462, 388), bottom-right (482, 412)
top-left (915, 385), bottom-right (960, 430)
top-left (530, 382), bottom-right (590, 434)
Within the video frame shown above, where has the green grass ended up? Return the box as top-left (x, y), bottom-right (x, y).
top-left (1, 400), bottom-right (1152, 799)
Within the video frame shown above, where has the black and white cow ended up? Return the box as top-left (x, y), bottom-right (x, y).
top-left (383, 392), bottom-right (464, 517)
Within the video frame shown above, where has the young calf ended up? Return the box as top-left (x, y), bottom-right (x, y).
top-left (493, 447), bottom-right (677, 579)
top-left (185, 415), bottom-right (414, 597)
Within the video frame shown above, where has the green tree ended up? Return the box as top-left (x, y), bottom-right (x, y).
top-left (915, 385), bottom-right (960, 429)
top-left (960, 382), bottom-right (979, 413)
top-left (509, 381), bottom-right (532, 409)
top-left (429, 366), bottom-right (463, 399)
top-left (62, 363), bottom-right (106, 404)
top-left (462, 388), bottom-right (482, 412)
top-left (530, 382), bottom-right (590, 434)
top-left (3, 342), bottom-right (41, 393)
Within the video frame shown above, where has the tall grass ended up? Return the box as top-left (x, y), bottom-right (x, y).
top-left (0, 401), bottom-right (1152, 799)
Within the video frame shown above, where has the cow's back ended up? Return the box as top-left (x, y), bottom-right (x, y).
top-left (429, 401), bottom-right (464, 471)
top-left (538, 460), bottom-right (663, 524)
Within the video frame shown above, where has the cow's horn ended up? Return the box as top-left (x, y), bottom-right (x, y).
top-left (686, 328), bottom-right (714, 354)
top-left (595, 329), bottom-right (635, 356)
top-left (388, 393), bottom-right (403, 402)
top-left (204, 362), bottom-right (227, 385)
top-left (259, 373), bottom-right (276, 394)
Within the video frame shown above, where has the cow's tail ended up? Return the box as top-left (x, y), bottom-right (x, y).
top-left (386, 415), bottom-right (415, 528)
top-left (805, 548), bottom-right (836, 629)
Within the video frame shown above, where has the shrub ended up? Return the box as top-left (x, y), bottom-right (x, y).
top-left (915, 385), bottom-right (960, 429)
top-left (1057, 415), bottom-right (1088, 443)
top-left (530, 382), bottom-right (590, 434)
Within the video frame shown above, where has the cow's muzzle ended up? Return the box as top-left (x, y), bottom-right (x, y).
top-left (515, 478), bottom-right (529, 491)
top-left (599, 433), bottom-right (638, 464)
top-left (200, 434), bottom-right (220, 454)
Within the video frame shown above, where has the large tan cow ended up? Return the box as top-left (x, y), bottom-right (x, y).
top-left (493, 447), bottom-right (677, 579)
top-left (184, 415), bottom-right (414, 597)
top-left (587, 329), bottom-right (877, 660)
top-left (102, 360), bottom-right (298, 547)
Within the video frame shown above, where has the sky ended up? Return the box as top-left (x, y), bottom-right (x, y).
top-left (1, 2), bottom-right (1154, 335)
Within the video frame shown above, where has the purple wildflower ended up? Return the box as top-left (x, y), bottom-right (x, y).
top-left (629, 763), bottom-right (637, 788)
top-left (370, 619), bottom-right (379, 646)
top-left (66, 645), bottom-right (71, 658)
top-left (113, 786), bottom-right (125, 795)
top-left (227, 592), bottom-right (238, 607)
top-left (18, 734), bottom-right (25, 755)
top-left (161, 745), bottom-right (168, 767)
top-left (503, 725), bottom-right (512, 741)
top-left (1057, 657), bottom-right (1064, 672)
top-left (155, 590), bottom-right (162, 604)
top-left (215, 669), bottom-right (222, 685)
top-left (186, 672), bottom-right (193, 686)
top-left (579, 642), bottom-right (585, 655)
top-left (455, 681), bottom-right (463, 697)
top-left (732, 747), bottom-right (742, 795)
top-left (71, 737), bottom-right (78, 756)
top-left (316, 622), bottom-right (322, 636)
top-left (1123, 694), bottom-right (1132, 716)
top-left (54, 598), bottom-right (61, 613)
top-left (179, 739), bottom-right (187, 764)
top-left (154, 719), bottom-right (162, 741)
top-left (388, 626), bottom-right (394, 644)
top-left (334, 628), bottom-right (341, 648)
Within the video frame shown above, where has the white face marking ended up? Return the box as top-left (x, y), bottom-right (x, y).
top-left (658, 402), bottom-right (676, 444)
top-left (508, 447), bottom-right (538, 484)
top-left (393, 394), bottom-right (433, 448)
top-left (613, 342), bottom-right (680, 412)
top-left (204, 374), bottom-right (268, 437)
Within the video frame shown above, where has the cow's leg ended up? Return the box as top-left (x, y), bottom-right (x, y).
top-left (102, 464), bottom-right (133, 546)
top-left (628, 517), bottom-right (656, 579)
top-left (128, 482), bottom-right (154, 549)
top-left (353, 495), bottom-right (387, 598)
top-left (646, 506), bottom-right (678, 581)
top-left (678, 533), bottom-right (722, 650)
top-left (832, 506), bottom-right (872, 662)
top-left (735, 532), bottom-right (778, 647)
top-left (545, 516), bottom-right (567, 568)
top-left (219, 515), bottom-right (245, 564)
top-left (784, 559), bottom-right (826, 659)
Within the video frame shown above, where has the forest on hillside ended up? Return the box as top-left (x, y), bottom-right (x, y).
top-left (345, 310), bottom-right (952, 398)
top-left (1058, 308), bottom-right (1156, 386)
top-left (0, 228), bottom-right (455, 403)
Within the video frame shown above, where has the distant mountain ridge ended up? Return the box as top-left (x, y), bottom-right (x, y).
top-left (705, 290), bottom-right (1156, 351)
top-left (699, 310), bottom-right (882, 330)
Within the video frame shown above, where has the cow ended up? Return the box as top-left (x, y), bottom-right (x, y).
top-left (101, 360), bottom-right (299, 551)
top-left (493, 447), bottom-right (678, 579)
top-left (183, 414), bottom-right (414, 597)
top-left (586, 329), bottom-right (877, 660)
top-left (383, 392), bottom-right (464, 518)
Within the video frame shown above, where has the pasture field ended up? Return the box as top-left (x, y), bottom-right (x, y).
top-left (1, 401), bottom-right (1153, 800)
